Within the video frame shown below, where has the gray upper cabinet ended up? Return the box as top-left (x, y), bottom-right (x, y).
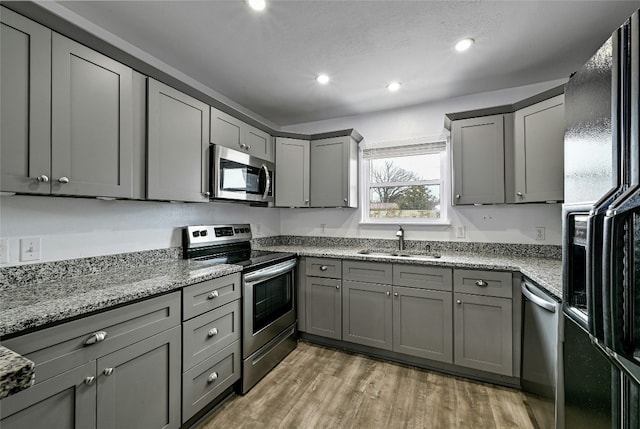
top-left (511, 94), bottom-right (565, 203)
top-left (51, 33), bottom-right (134, 198)
top-left (310, 136), bottom-right (358, 208)
top-left (147, 78), bottom-right (209, 202)
top-left (0, 6), bottom-right (51, 195)
top-left (275, 137), bottom-right (310, 207)
top-left (451, 114), bottom-right (507, 205)
top-left (342, 280), bottom-right (393, 351)
top-left (210, 107), bottom-right (273, 161)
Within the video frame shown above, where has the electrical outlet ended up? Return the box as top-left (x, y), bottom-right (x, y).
top-left (20, 237), bottom-right (41, 262)
top-left (0, 239), bottom-right (9, 264)
top-left (320, 224), bottom-right (326, 234)
top-left (535, 226), bottom-right (546, 241)
top-left (456, 226), bottom-right (466, 238)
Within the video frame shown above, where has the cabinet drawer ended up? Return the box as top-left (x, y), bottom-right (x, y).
top-left (182, 300), bottom-right (241, 370)
top-left (3, 292), bottom-right (180, 385)
top-left (182, 340), bottom-right (241, 423)
top-left (306, 257), bottom-right (342, 278)
top-left (342, 260), bottom-right (392, 284)
top-left (453, 270), bottom-right (513, 298)
top-left (393, 265), bottom-right (453, 291)
top-left (182, 273), bottom-right (241, 320)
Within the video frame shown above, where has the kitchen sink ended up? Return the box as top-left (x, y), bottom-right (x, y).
top-left (357, 249), bottom-right (441, 259)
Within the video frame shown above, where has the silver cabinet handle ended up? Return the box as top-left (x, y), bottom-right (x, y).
top-left (58, 176), bottom-right (70, 184)
top-left (343, 198), bottom-right (348, 203)
top-left (319, 265), bottom-right (328, 271)
top-left (208, 290), bottom-right (219, 299)
top-left (305, 200), bottom-right (310, 204)
top-left (207, 328), bottom-right (219, 337)
top-left (103, 368), bottom-right (114, 376)
top-left (475, 280), bottom-right (489, 287)
top-left (36, 175), bottom-right (49, 183)
top-left (393, 292), bottom-right (399, 297)
top-left (335, 285), bottom-right (340, 290)
top-left (246, 145), bottom-right (252, 150)
top-left (517, 192), bottom-right (523, 197)
top-left (455, 194), bottom-right (461, 199)
top-left (240, 143), bottom-right (247, 150)
top-left (386, 291), bottom-right (391, 296)
top-left (204, 191), bottom-right (211, 197)
top-left (207, 372), bottom-right (219, 383)
top-left (84, 331), bottom-right (107, 346)
top-left (456, 300), bottom-right (462, 305)
top-left (84, 376), bottom-right (96, 386)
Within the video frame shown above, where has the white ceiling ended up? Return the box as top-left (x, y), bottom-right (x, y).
top-left (58, 0), bottom-right (640, 127)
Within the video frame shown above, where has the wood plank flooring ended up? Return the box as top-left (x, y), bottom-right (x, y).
top-left (197, 342), bottom-right (536, 429)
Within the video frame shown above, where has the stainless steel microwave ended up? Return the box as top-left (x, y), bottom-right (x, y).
top-left (210, 145), bottom-right (274, 204)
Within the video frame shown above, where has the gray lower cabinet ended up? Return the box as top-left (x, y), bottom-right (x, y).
top-left (147, 78), bottom-right (209, 202)
top-left (275, 137), bottom-right (310, 207)
top-left (310, 136), bottom-right (358, 208)
top-left (1, 9), bottom-right (136, 198)
top-left (0, 292), bottom-right (182, 429)
top-left (392, 286), bottom-right (453, 363)
top-left (0, 362), bottom-right (96, 429)
top-left (453, 292), bottom-right (513, 376)
top-left (451, 114), bottom-right (507, 205)
top-left (305, 276), bottom-right (342, 340)
top-left (512, 94), bottom-right (565, 203)
top-left (342, 280), bottom-right (393, 350)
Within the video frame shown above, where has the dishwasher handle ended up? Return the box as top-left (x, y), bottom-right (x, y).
top-left (522, 282), bottom-right (557, 313)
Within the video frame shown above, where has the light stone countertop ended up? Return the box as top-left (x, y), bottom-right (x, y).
top-left (0, 346), bottom-right (35, 400)
top-left (254, 245), bottom-right (562, 300)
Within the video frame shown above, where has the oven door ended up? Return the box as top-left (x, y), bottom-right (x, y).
top-left (211, 145), bottom-right (274, 203)
top-left (243, 258), bottom-right (297, 357)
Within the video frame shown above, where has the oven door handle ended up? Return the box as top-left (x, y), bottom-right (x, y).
top-left (244, 259), bottom-right (296, 283)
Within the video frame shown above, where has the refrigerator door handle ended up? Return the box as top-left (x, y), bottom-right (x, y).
top-left (602, 208), bottom-right (628, 353)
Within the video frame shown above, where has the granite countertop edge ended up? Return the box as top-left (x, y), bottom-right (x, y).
top-left (254, 245), bottom-right (563, 300)
top-left (0, 346), bottom-right (35, 400)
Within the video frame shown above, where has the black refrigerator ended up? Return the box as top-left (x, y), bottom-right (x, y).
top-left (563, 9), bottom-right (640, 429)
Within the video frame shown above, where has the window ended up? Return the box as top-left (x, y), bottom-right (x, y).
top-left (361, 140), bottom-right (448, 224)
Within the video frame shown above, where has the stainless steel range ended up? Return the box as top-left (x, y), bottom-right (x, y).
top-left (182, 224), bottom-right (297, 394)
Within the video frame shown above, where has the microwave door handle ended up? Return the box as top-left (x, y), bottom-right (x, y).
top-left (261, 164), bottom-right (271, 200)
top-left (602, 209), bottom-right (627, 353)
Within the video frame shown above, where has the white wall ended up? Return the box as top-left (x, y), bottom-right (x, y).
top-left (281, 79), bottom-right (568, 245)
top-left (0, 196), bottom-right (280, 265)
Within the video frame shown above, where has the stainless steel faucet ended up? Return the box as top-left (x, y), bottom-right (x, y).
top-left (396, 225), bottom-right (405, 251)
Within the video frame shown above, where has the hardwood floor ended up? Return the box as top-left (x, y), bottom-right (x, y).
top-left (197, 342), bottom-right (536, 429)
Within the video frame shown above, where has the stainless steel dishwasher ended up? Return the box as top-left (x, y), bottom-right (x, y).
top-left (521, 279), bottom-right (561, 429)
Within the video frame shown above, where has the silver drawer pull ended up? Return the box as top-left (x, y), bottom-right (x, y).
top-left (475, 280), bottom-right (489, 287)
top-left (394, 292), bottom-right (399, 297)
top-left (335, 285), bottom-right (340, 290)
top-left (207, 328), bottom-right (219, 337)
top-left (103, 368), bottom-right (114, 376)
top-left (207, 372), bottom-right (219, 383)
top-left (84, 331), bottom-right (107, 346)
top-left (84, 376), bottom-right (96, 386)
top-left (58, 176), bottom-right (70, 184)
top-left (208, 290), bottom-right (219, 299)
top-left (319, 265), bottom-right (328, 271)
top-left (36, 175), bottom-right (49, 183)
top-left (456, 300), bottom-right (462, 305)
top-left (386, 291), bottom-right (391, 296)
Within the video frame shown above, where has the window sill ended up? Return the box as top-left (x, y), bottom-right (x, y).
top-left (359, 220), bottom-right (451, 227)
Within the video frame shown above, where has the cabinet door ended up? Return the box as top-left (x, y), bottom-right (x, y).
top-left (393, 286), bottom-right (453, 363)
top-left (147, 79), bottom-right (209, 202)
top-left (245, 125), bottom-right (272, 161)
top-left (310, 137), bottom-right (357, 208)
top-left (342, 280), bottom-right (392, 351)
top-left (210, 107), bottom-right (243, 151)
top-left (0, 361), bottom-right (96, 429)
top-left (275, 137), bottom-right (310, 207)
top-left (305, 276), bottom-right (342, 340)
top-left (451, 114), bottom-right (505, 205)
top-left (0, 6), bottom-right (51, 194)
top-left (96, 326), bottom-right (181, 429)
top-left (513, 94), bottom-right (565, 202)
top-left (454, 293), bottom-right (513, 376)
top-left (51, 34), bottom-right (133, 198)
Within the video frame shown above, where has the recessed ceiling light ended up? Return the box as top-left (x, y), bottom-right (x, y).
top-left (455, 38), bottom-right (475, 52)
top-left (316, 74), bottom-right (330, 85)
top-left (386, 82), bottom-right (402, 92)
top-left (247, 0), bottom-right (266, 12)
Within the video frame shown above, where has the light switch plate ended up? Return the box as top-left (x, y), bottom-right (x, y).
top-left (20, 237), bottom-right (41, 262)
top-left (535, 226), bottom-right (546, 241)
top-left (0, 239), bottom-right (9, 264)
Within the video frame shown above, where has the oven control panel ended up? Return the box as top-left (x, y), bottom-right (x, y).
top-left (184, 224), bottom-right (252, 248)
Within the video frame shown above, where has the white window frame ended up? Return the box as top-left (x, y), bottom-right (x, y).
top-left (360, 137), bottom-right (450, 225)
